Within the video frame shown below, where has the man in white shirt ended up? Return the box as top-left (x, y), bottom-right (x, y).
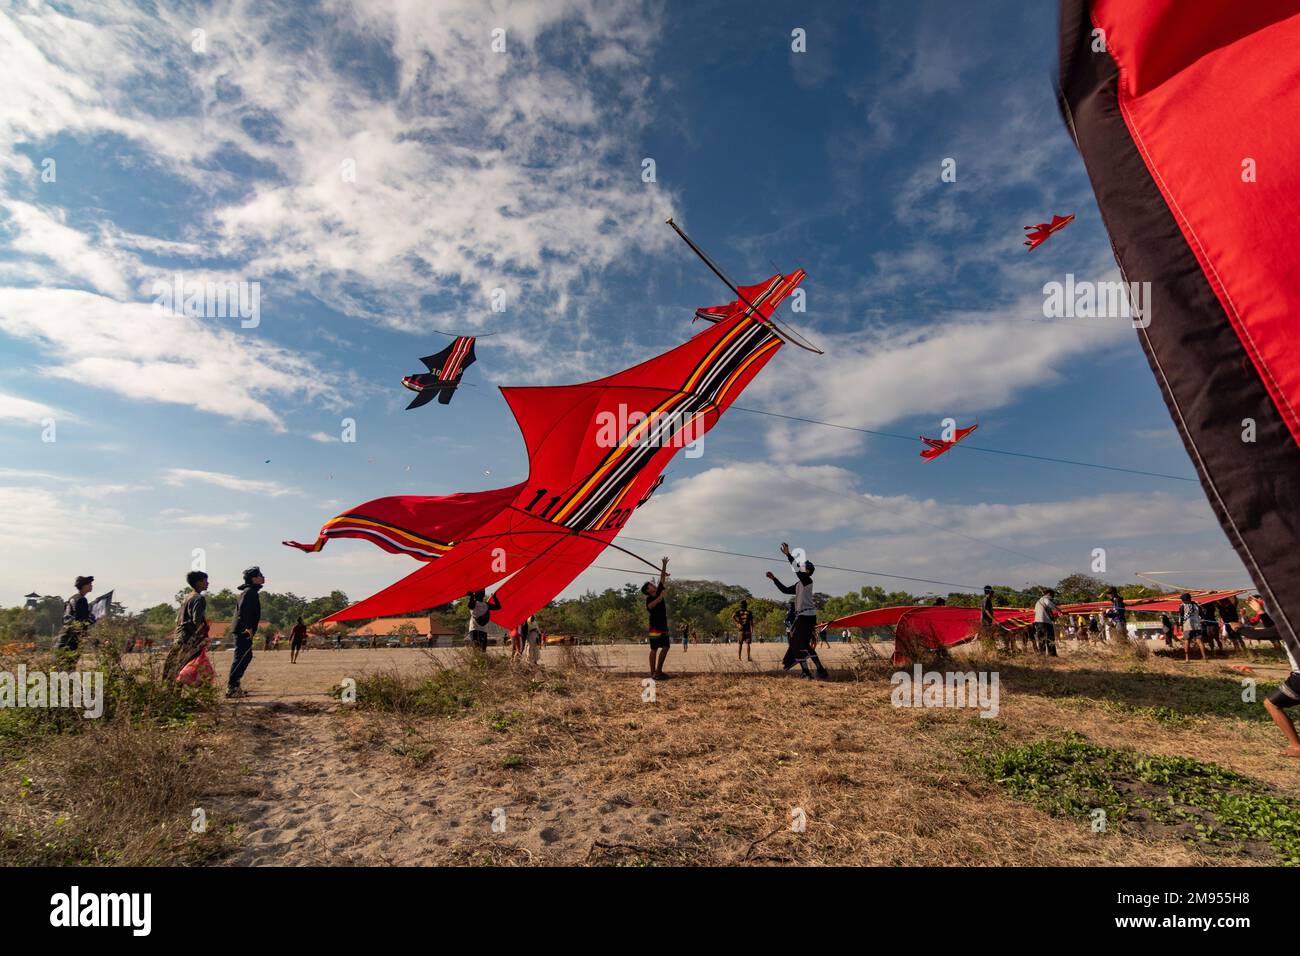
top-left (1033, 588), bottom-right (1061, 657)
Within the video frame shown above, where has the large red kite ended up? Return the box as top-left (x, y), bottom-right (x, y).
top-left (286, 269), bottom-right (806, 629)
top-left (1058, 0), bottom-right (1300, 647)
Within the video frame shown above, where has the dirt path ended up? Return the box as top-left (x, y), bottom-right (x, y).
top-left (221, 700), bottom-right (665, 866)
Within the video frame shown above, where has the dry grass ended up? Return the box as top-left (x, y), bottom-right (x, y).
top-left (0, 647), bottom-right (238, 865)
top-left (6, 639), bottom-right (1297, 866)
top-left (286, 640), bottom-right (1299, 866)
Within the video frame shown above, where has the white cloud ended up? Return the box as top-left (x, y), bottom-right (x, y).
top-left (749, 296), bottom-right (1122, 461)
top-left (172, 511), bottom-right (252, 529)
top-left (162, 468), bottom-right (294, 497)
top-left (0, 289), bottom-right (340, 428)
top-left (0, 1), bottom-right (673, 327)
top-left (0, 484), bottom-right (127, 548)
top-left (0, 200), bottom-right (132, 297)
top-left (0, 389), bottom-right (68, 424)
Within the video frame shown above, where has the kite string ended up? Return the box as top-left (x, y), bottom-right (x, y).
top-left (729, 405), bottom-right (1198, 482)
top-left (620, 535), bottom-right (980, 591)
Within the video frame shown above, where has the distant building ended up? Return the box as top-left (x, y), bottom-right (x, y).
top-left (206, 621), bottom-right (232, 648)
top-left (353, 616), bottom-right (458, 646)
top-left (23, 592), bottom-right (40, 610)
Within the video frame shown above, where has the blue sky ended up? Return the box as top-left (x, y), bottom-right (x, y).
top-left (0, 0), bottom-right (1250, 610)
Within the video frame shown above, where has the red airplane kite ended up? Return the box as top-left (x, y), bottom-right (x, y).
top-left (402, 335), bottom-right (476, 408)
top-left (1023, 214), bottom-right (1074, 250)
top-left (919, 423), bottom-right (977, 461)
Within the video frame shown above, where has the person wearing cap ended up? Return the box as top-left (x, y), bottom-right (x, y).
top-left (165, 570), bottom-right (211, 681)
top-left (53, 575), bottom-right (97, 662)
top-left (227, 566), bottom-right (264, 698)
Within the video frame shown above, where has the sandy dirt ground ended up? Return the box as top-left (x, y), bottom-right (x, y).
top-left (181, 640), bottom-right (1300, 866)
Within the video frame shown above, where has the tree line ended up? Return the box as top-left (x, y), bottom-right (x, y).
top-left (1, 573), bottom-right (1163, 646)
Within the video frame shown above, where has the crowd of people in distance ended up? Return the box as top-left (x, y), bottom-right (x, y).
top-left (39, 548), bottom-right (1300, 756)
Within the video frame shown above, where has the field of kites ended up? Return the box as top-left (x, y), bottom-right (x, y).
top-left (3, 573), bottom-right (1298, 868)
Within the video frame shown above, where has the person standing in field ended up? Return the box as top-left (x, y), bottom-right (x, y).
top-left (642, 558), bottom-right (670, 679)
top-left (679, 621), bottom-right (690, 654)
top-left (1180, 593), bottom-right (1207, 662)
top-left (1104, 587), bottom-right (1127, 642)
top-left (466, 590), bottom-right (500, 652)
top-left (520, 614), bottom-right (541, 664)
top-left (290, 616), bottom-right (308, 664)
top-left (1218, 598), bottom-right (1246, 654)
top-left (227, 566), bottom-right (264, 698)
top-left (1201, 599), bottom-right (1223, 656)
top-left (979, 584), bottom-right (1005, 652)
top-left (53, 574), bottom-right (97, 663)
top-left (767, 542), bottom-right (828, 679)
top-left (733, 600), bottom-right (754, 662)
top-left (164, 571), bottom-right (211, 680)
top-left (1033, 588), bottom-right (1061, 657)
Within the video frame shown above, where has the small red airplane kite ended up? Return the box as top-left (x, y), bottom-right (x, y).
top-left (919, 423), bottom-right (977, 461)
top-left (1023, 214), bottom-right (1074, 250)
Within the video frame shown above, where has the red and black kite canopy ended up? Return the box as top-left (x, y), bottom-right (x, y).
top-left (1058, 0), bottom-right (1300, 646)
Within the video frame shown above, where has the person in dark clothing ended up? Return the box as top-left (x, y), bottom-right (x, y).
top-left (53, 575), bottom-right (96, 662)
top-left (290, 616), bottom-right (308, 663)
top-left (733, 600), bottom-right (755, 662)
top-left (1201, 599), bottom-right (1223, 655)
top-left (227, 566), bottom-right (264, 697)
top-left (1104, 587), bottom-right (1127, 641)
top-left (1160, 612), bottom-right (1175, 647)
top-left (466, 589), bottom-right (501, 651)
top-left (979, 585), bottom-right (1006, 652)
top-left (767, 542), bottom-right (828, 679)
top-left (642, 558), bottom-right (670, 679)
top-left (165, 571), bottom-right (210, 681)
top-left (1217, 597), bottom-right (1246, 653)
